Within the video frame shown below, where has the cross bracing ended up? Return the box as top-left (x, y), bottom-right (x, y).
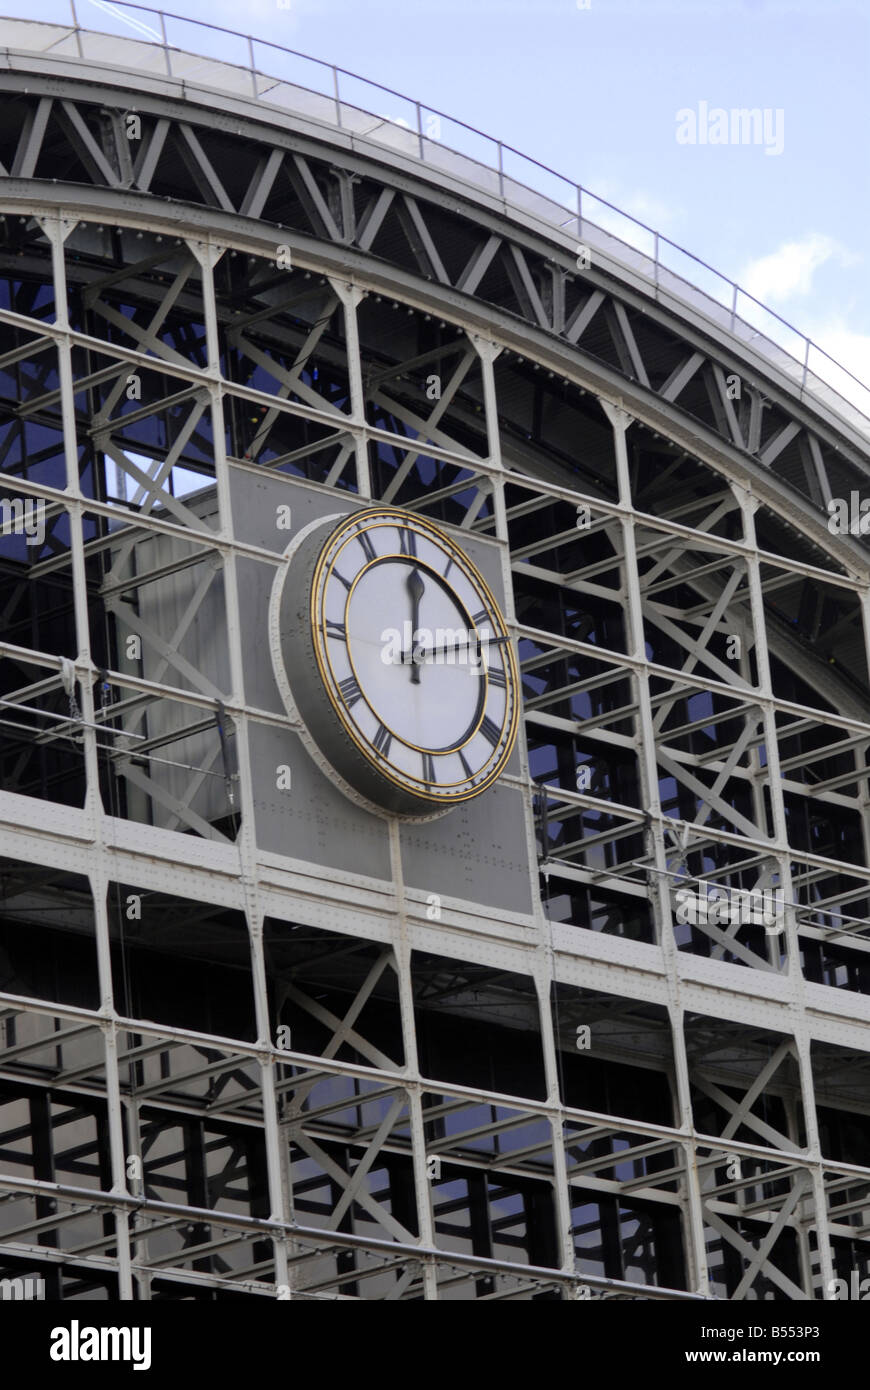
top-left (0, 22), bottom-right (868, 1301)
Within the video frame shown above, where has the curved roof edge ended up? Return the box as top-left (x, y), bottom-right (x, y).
top-left (1, 9), bottom-right (868, 452)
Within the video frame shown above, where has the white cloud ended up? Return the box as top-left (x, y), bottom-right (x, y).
top-left (585, 180), bottom-right (682, 235)
top-left (616, 190), bottom-right (681, 232)
top-left (199, 0), bottom-right (305, 33)
top-left (740, 233), bottom-right (856, 304)
top-left (801, 320), bottom-right (870, 419)
top-left (580, 183), bottom-right (683, 263)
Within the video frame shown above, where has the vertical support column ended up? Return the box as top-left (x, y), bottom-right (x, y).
top-left (43, 211), bottom-right (134, 1298)
top-left (601, 398), bottom-right (709, 1296)
top-left (388, 819), bottom-right (439, 1299)
top-left (189, 236), bottom-right (291, 1297)
top-left (124, 1092), bottom-right (151, 1301)
top-left (475, 332), bottom-right (577, 1288)
top-left (738, 488), bottom-right (833, 1298)
top-left (729, 482), bottom-right (779, 967)
top-left (858, 591), bottom-right (870, 875)
top-left (330, 279), bottom-right (370, 498)
top-left (785, 1093), bottom-right (816, 1298)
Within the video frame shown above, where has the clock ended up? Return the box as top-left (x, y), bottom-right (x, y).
top-left (270, 507), bottom-right (520, 818)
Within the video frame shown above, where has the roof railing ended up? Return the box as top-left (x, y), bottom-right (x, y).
top-left (4, 0), bottom-right (870, 439)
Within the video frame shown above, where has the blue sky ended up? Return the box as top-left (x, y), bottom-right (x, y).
top-left (28, 0), bottom-right (870, 403)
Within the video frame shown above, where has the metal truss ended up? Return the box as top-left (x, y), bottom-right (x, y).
top-left (0, 21), bottom-right (869, 1301)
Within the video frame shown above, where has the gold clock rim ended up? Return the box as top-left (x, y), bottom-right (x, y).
top-left (309, 508), bottom-right (520, 801)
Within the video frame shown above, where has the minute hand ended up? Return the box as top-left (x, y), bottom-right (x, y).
top-left (402, 634), bottom-right (512, 664)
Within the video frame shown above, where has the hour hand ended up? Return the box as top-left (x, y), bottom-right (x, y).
top-left (405, 568), bottom-right (425, 684)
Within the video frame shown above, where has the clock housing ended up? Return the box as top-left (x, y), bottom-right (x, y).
top-left (270, 507), bottom-right (519, 818)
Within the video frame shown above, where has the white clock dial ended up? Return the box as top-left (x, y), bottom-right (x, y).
top-left (273, 507), bottom-right (519, 818)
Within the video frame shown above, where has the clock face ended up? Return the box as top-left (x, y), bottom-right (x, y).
top-left (272, 507), bottom-right (520, 818)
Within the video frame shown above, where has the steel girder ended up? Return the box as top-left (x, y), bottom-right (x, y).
top-left (0, 69), bottom-right (867, 537)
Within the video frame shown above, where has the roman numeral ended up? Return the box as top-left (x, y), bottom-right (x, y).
top-left (443, 556), bottom-right (453, 579)
top-left (459, 750), bottom-right (473, 779)
top-left (471, 608), bottom-right (488, 626)
top-left (487, 665), bottom-right (507, 688)
top-left (357, 528), bottom-right (377, 563)
top-left (373, 723), bottom-right (392, 757)
top-left (332, 569), bottom-right (352, 591)
top-left (338, 675), bottom-right (362, 708)
top-left (480, 715), bottom-right (501, 746)
top-left (399, 526), bottom-right (417, 557)
top-left (421, 751), bottom-right (437, 783)
top-left (324, 619), bottom-right (346, 640)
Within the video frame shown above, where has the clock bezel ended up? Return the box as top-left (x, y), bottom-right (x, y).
top-left (310, 508), bottom-right (519, 804)
top-left (270, 506), bottom-right (520, 819)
